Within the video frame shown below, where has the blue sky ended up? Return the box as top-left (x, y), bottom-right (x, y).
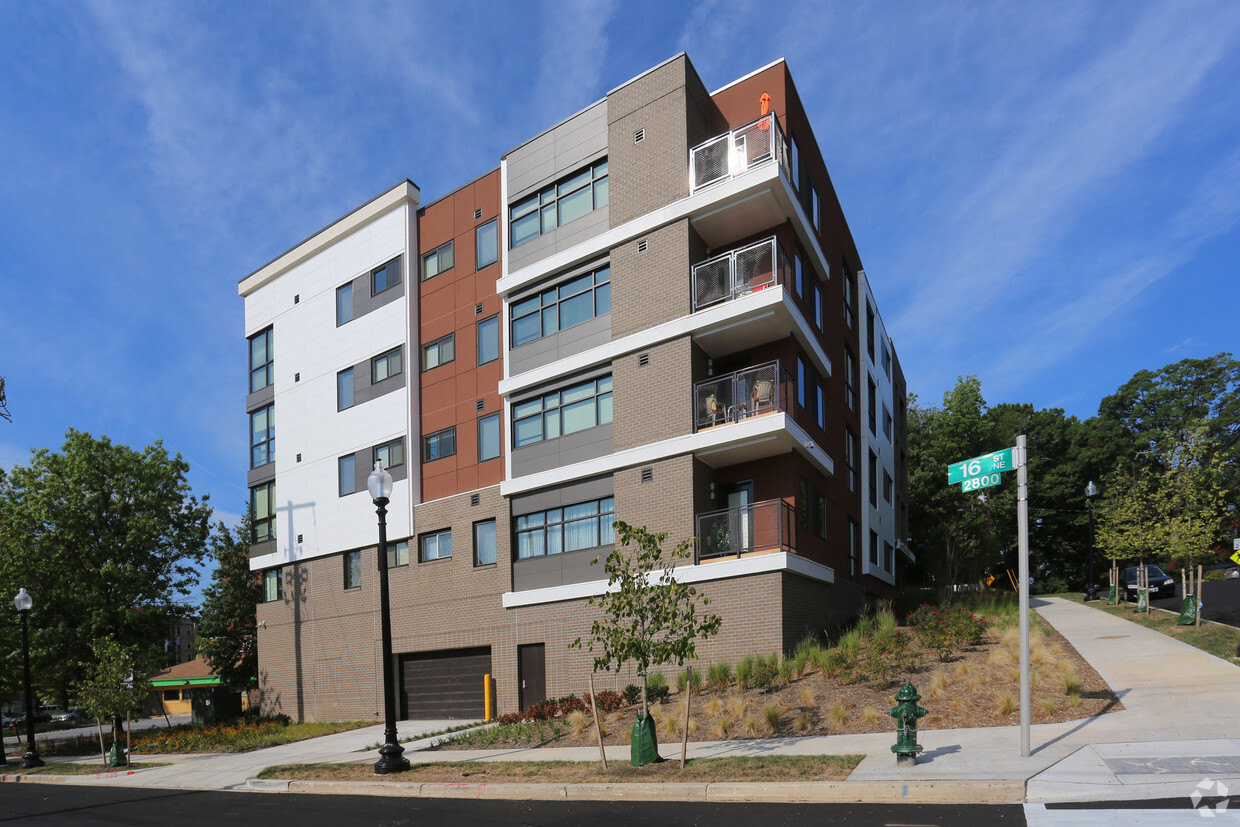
top-left (2, 1), bottom-right (1238, 598)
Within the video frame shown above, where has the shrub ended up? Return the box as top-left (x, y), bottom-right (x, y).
top-left (708, 661), bottom-right (733, 690)
top-left (676, 670), bottom-right (688, 694)
top-left (908, 603), bottom-right (989, 661)
top-left (588, 690), bottom-right (624, 713)
top-left (646, 672), bottom-right (670, 704)
top-left (762, 702), bottom-right (782, 732)
top-left (821, 648), bottom-right (855, 679)
top-left (778, 658), bottom-right (796, 685)
top-left (854, 629), bottom-right (920, 690)
top-left (622, 684), bottom-right (642, 706)
top-left (735, 656), bottom-right (754, 691)
top-left (799, 687), bottom-right (816, 708)
top-left (689, 667), bottom-right (704, 695)
top-left (751, 658), bottom-right (779, 692)
top-left (556, 694), bottom-right (586, 715)
top-left (829, 702), bottom-right (848, 724)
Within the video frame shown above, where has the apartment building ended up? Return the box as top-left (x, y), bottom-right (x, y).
top-left (239, 54), bottom-right (908, 722)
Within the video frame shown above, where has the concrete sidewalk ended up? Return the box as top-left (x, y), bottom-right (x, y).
top-left (7, 597), bottom-right (1240, 804)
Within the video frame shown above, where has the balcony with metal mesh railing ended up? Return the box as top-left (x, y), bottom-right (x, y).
top-left (696, 498), bottom-right (796, 563)
top-left (691, 236), bottom-right (791, 312)
top-left (690, 113), bottom-right (789, 194)
top-left (693, 361), bottom-right (792, 431)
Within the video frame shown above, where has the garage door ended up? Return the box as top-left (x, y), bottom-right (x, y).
top-left (401, 647), bottom-right (491, 719)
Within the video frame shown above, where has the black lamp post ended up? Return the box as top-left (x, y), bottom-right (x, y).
top-left (1084, 481), bottom-right (1099, 602)
top-left (368, 461), bottom-right (408, 775)
top-left (14, 588), bottom-right (44, 769)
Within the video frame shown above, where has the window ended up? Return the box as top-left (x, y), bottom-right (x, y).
top-left (421, 241), bottom-right (454, 281)
top-left (386, 540), bottom-right (409, 569)
top-left (882, 402), bottom-right (893, 441)
top-left (842, 264), bottom-right (856, 332)
top-left (882, 340), bottom-right (892, 380)
top-left (885, 540), bottom-right (894, 572)
top-left (344, 550), bottom-right (361, 589)
top-left (848, 519), bottom-right (859, 578)
top-left (337, 368), bottom-right (354, 411)
top-left (866, 301), bottom-right (875, 360)
top-left (420, 530), bottom-right (452, 562)
top-left (372, 258), bottom-right (400, 295)
top-left (794, 253), bottom-right (803, 298)
top-left (516, 497), bottom-right (615, 558)
top-left (868, 376), bottom-right (877, 435)
top-left (869, 450), bottom-right (878, 507)
top-left (421, 334), bottom-right (453, 371)
top-left (813, 280), bottom-right (823, 328)
top-left (251, 481), bottom-right (275, 543)
top-left (373, 347), bottom-right (403, 382)
top-left (475, 219), bottom-right (498, 269)
top-left (845, 427), bottom-right (857, 493)
top-left (844, 346), bottom-right (857, 412)
top-left (510, 159), bottom-right (609, 248)
top-left (790, 136), bottom-right (800, 190)
top-left (512, 376), bottom-right (612, 448)
top-left (812, 188), bottom-right (821, 233)
top-left (423, 427), bottom-right (456, 462)
top-left (250, 404), bottom-right (274, 469)
top-left (799, 479), bottom-right (826, 540)
top-left (510, 265), bottom-right (611, 347)
top-left (883, 468), bottom-right (893, 503)
top-left (336, 283), bottom-right (353, 326)
top-left (374, 438), bottom-right (404, 470)
top-left (249, 327), bottom-right (273, 393)
top-left (870, 529), bottom-right (879, 565)
top-left (262, 569), bottom-right (282, 603)
top-left (797, 359), bottom-right (806, 407)
top-left (478, 413), bottom-right (501, 462)
top-left (474, 520), bottom-right (497, 566)
top-left (339, 455), bottom-right (357, 496)
top-left (816, 384), bottom-right (825, 430)
top-left (477, 316), bottom-right (499, 365)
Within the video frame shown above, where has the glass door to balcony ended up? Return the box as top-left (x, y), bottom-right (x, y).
top-left (724, 481), bottom-right (753, 555)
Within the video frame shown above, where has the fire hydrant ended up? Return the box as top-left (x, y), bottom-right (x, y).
top-left (889, 681), bottom-right (928, 766)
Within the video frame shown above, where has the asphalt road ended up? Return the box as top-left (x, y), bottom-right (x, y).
top-left (1, 714), bottom-right (191, 755)
top-left (1148, 575), bottom-right (1240, 627)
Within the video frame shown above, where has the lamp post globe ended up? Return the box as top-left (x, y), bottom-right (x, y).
top-left (14, 588), bottom-right (44, 768)
top-left (1084, 482), bottom-right (1099, 602)
top-left (368, 461), bottom-right (408, 775)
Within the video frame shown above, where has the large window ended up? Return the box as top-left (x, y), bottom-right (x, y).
top-left (882, 402), bottom-right (893, 441)
top-left (372, 347), bottom-right (403, 383)
top-left (476, 316), bottom-right (499, 365)
top-left (262, 568), bottom-right (282, 603)
top-left (420, 530), bottom-right (452, 562)
top-left (882, 341), bottom-right (892, 380)
top-left (869, 449), bottom-right (878, 507)
top-left (250, 404), bottom-right (274, 469)
top-left (339, 455), bottom-right (357, 496)
top-left (842, 264), bottom-right (856, 332)
top-left (516, 497), bottom-right (615, 559)
top-left (513, 376), bottom-right (612, 448)
top-left (251, 481), bottom-right (275, 543)
top-left (845, 426), bottom-right (857, 494)
top-left (249, 327), bottom-right (273, 393)
top-left (790, 136), bottom-right (801, 191)
top-left (868, 376), bottom-right (877, 435)
top-left (421, 335), bottom-right (454, 371)
top-left (338, 368), bottom-right (354, 411)
top-left (511, 265), bottom-right (611, 347)
top-left (344, 550), bottom-right (361, 589)
top-left (474, 520), bottom-right (497, 567)
top-left (848, 519), bottom-right (859, 578)
top-left (510, 159), bottom-right (609, 248)
top-left (372, 258), bottom-right (400, 294)
top-left (423, 427), bottom-right (456, 462)
top-left (798, 478), bottom-right (826, 539)
top-left (866, 301), bottom-right (875, 360)
top-left (336, 283), bottom-right (353, 326)
top-left (421, 241), bottom-right (454, 281)
top-left (374, 438), bottom-right (404, 470)
top-left (815, 384), bottom-right (825, 430)
top-left (883, 468), bottom-right (893, 503)
top-left (844, 345), bottom-right (857, 412)
top-left (478, 413), bottom-right (501, 462)
top-left (797, 359), bottom-right (806, 407)
top-left (476, 219), bottom-right (498, 269)
top-left (870, 529), bottom-right (879, 565)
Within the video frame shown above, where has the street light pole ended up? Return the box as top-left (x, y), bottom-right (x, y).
top-left (368, 461), bottom-right (409, 775)
top-left (14, 588), bottom-right (43, 769)
top-left (1084, 481), bottom-right (1098, 602)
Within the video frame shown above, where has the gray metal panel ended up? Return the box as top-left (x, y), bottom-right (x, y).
top-left (246, 383), bottom-right (275, 413)
top-left (247, 462), bottom-right (276, 488)
top-left (353, 348), bottom-right (406, 406)
top-left (508, 206), bottom-right (610, 272)
top-left (510, 474), bottom-right (615, 517)
top-left (507, 100), bottom-right (608, 200)
top-left (249, 539), bottom-right (277, 558)
top-left (510, 314), bottom-right (611, 375)
top-left (510, 422), bottom-right (613, 478)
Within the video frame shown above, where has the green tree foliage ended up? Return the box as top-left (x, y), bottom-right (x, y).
top-left (0, 429), bottom-right (212, 700)
top-left (197, 517), bottom-right (260, 689)
top-left (571, 522), bottom-right (722, 703)
top-left (78, 636), bottom-right (153, 762)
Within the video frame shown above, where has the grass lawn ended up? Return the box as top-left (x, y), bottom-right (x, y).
top-left (33, 719), bottom-right (376, 757)
top-left (258, 754), bottom-right (864, 784)
top-left (1051, 592), bottom-right (1240, 662)
top-left (0, 761), bottom-right (168, 775)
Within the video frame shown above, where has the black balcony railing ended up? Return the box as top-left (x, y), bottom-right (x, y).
top-left (691, 236), bottom-right (791, 312)
top-left (696, 499), bottom-right (796, 562)
top-left (694, 361), bottom-right (792, 431)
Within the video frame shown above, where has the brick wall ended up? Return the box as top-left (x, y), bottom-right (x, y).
top-left (610, 219), bottom-right (697, 340)
top-left (612, 334), bottom-right (694, 451)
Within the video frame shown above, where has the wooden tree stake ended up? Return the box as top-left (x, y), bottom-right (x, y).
top-left (681, 665), bottom-right (692, 769)
top-left (588, 672), bottom-right (607, 771)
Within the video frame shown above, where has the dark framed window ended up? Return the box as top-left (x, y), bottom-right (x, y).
top-left (421, 335), bottom-right (454, 371)
top-left (868, 376), bottom-right (877, 435)
top-left (386, 540), bottom-right (409, 569)
top-left (884, 540), bottom-right (894, 572)
top-left (339, 455), bottom-right (357, 496)
top-left (372, 258), bottom-right (400, 295)
top-left (882, 341), bottom-right (892, 380)
top-left (336, 283), bottom-right (353, 326)
top-left (882, 402), bottom-right (893, 441)
top-left (790, 136), bottom-right (801, 191)
top-left (344, 550), bottom-right (361, 589)
top-left (477, 316), bottom-right (499, 365)
top-left (250, 404), bottom-right (274, 469)
top-left (474, 520), bottom-right (497, 566)
top-left (372, 347), bottom-right (403, 383)
top-left (869, 450), bottom-right (878, 507)
top-left (842, 264), bottom-right (856, 332)
top-left (423, 427), bottom-right (456, 462)
top-left (866, 301), bottom-right (875, 360)
top-left (510, 159), bottom-right (609, 248)
top-left (798, 478), bottom-right (826, 540)
top-left (478, 413), bottom-right (501, 462)
top-left (845, 426), bottom-right (858, 493)
top-left (420, 530), bottom-right (452, 562)
top-left (510, 265), bottom-right (610, 347)
top-left (374, 438), bottom-right (404, 470)
top-left (797, 358), bottom-right (806, 407)
top-left (337, 368), bottom-right (354, 411)
top-left (249, 327), bottom-right (273, 393)
top-left (516, 497), bottom-right (614, 559)
top-left (870, 529), bottom-right (879, 565)
top-left (250, 481), bottom-right (275, 543)
top-left (512, 376), bottom-right (612, 448)
top-left (848, 519), bottom-right (859, 578)
top-left (815, 384), bottom-right (825, 430)
top-left (475, 219), bottom-right (498, 269)
top-left (262, 569), bottom-right (283, 603)
top-left (794, 253), bottom-right (803, 297)
top-left (883, 468), bottom-right (893, 503)
top-left (844, 345), bottom-right (857, 412)
top-left (812, 188), bottom-right (821, 233)
top-left (421, 241), bottom-right (454, 280)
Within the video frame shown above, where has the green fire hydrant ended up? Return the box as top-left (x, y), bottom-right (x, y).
top-left (889, 681), bottom-right (928, 766)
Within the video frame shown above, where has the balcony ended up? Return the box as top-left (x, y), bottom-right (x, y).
top-left (694, 361), bottom-right (792, 431)
top-left (690, 114), bottom-right (789, 194)
top-left (691, 236), bottom-right (791, 312)
top-left (696, 499), bottom-right (796, 563)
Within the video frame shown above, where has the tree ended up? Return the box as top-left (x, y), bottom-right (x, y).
top-left (0, 429), bottom-right (212, 701)
top-left (197, 517), bottom-right (261, 690)
top-left (571, 522), bottom-right (722, 713)
top-left (78, 637), bottom-right (153, 766)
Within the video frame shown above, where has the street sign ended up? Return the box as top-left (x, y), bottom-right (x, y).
top-left (961, 473), bottom-right (1003, 493)
top-left (1234, 538), bottom-right (1240, 551)
top-left (948, 447), bottom-right (1016, 484)
top-left (1231, 548), bottom-right (1240, 566)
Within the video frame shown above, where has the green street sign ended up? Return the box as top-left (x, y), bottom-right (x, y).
top-left (948, 447), bottom-right (1016, 484)
top-left (961, 473), bottom-right (1003, 493)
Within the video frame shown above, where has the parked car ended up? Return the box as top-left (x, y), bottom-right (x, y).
top-left (1123, 564), bottom-right (1176, 597)
top-left (53, 707), bottom-right (87, 724)
top-left (9, 710), bottom-right (52, 726)
top-left (1206, 563), bottom-right (1240, 579)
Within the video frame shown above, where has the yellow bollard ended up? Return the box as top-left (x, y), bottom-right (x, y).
top-left (484, 673), bottom-right (492, 722)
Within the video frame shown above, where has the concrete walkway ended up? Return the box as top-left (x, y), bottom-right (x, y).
top-left (7, 597), bottom-right (1240, 804)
